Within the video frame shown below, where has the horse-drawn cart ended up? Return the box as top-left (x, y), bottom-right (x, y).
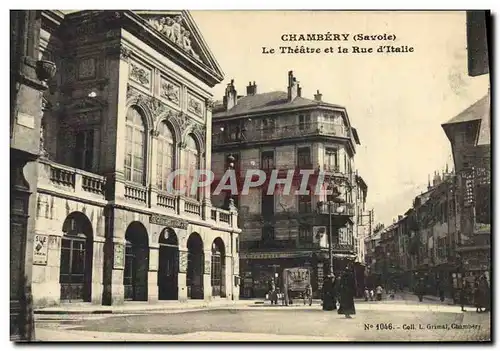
top-left (282, 267), bottom-right (313, 306)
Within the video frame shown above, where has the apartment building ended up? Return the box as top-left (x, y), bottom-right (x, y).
top-left (211, 72), bottom-right (369, 297)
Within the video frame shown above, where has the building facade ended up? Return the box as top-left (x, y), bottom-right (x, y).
top-left (211, 73), bottom-right (369, 298)
top-left (31, 10), bottom-right (240, 308)
top-left (369, 170), bottom-right (461, 296)
top-left (442, 93), bottom-right (491, 284)
top-left (11, 10), bottom-right (54, 340)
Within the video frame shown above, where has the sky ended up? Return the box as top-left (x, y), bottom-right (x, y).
top-left (191, 10), bottom-right (490, 226)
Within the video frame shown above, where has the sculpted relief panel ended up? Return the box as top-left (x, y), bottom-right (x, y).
top-left (129, 61), bottom-right (152, 89)
top-left (147, 16), bottom-right (201, 61)
top-left (160, 77), bottom-right (180, 105)
top-left (187, 94), bottom-right (203, 117)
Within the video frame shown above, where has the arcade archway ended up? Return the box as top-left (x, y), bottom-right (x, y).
top-left (187, 233), bottom-right (204, 299)
top-left (59, 212), bottom-right (94, 302)
top-left (124, 222), bottom-right (149, 301)
top-left (158, 228), bottom-right (179, 300)
top-left (211, 238), bottom-right (226, 297)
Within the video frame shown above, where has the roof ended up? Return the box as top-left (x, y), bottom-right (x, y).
top-left (442, 93), bottom-right (490, 126)
top-left (213, 91), bottom-right (345, 118)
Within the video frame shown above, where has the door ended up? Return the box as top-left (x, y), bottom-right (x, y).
top-left (123, 241), bottom-right (135, 301)
top-left (158, 245), bottom-right (179, 300)
top-left (211, 251), bottom-right (222, 297)
top-left (60, 236), bottom-right (90, 302)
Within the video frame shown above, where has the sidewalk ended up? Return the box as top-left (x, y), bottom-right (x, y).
top-left (399, 291), bottom-right (455, 305)
top-left (35, 298), bottom-right (259, 315)
top-left (34, 328), bottom-right (347, 342)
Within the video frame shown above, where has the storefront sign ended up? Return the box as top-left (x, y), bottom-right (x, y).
top-left (150, 214), bottom-right (188, 229)
top-left (239, 251), bottom-right (313, 260)
top-left (33, 234), bottom-right (48, 265)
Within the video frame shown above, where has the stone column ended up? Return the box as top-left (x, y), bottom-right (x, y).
top-left (177, 250), bottom-right (188, 302)
top-left (102, 210), bottom-right (126, 306)
top-left (203, 250), bottom-right (212, 301)
top-left (233, 253), bottom-right (240, 301)
top-left (225, 255), bottom-right (233, 300)
top-left (91, 236), bottom-right (105, 305)
top-left (150, 131), bottom-right (159, 207)
top-left (104, 46), bottom-right (131, 200)
top-left (202, 99), bottom-right (214, 219)
top-left (148, 246), bottom-right (159, 303)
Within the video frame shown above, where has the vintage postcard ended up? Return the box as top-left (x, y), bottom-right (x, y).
top-left (10, 9), bottom-right (491, 342)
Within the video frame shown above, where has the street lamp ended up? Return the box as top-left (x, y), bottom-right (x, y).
top-left (327, 185), bottom-right (345, 276)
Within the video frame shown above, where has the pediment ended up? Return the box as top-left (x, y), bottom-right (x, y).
top-left (134, 10), bottom-right (224, 83)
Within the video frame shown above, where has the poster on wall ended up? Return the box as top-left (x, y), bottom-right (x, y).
top-left (33, 234), bottom-right (48, 265)
top-left (113, 242), bottom-right (124, 269)
top-left (179, 251), bottom-right (188, 273)
top-left (204, 259), bottom-right (211, 275)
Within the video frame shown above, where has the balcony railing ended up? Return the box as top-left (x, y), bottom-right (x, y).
top-left (210, 207), bottom-right (232, 226)
top-left (316, 201), bottom-right (355, 217)
top-left (38, 159), bottom-right (106, 200)
top-left (213, 121), bottom-right (352, 146)
top-left (219, 211), bottom-right (231, 224)
top-left (156, 192), bottom-right (176, 211)
top-left (184, 198), bottom-right (201, 216)
top-left (124, 183), bottom-right (147, 204)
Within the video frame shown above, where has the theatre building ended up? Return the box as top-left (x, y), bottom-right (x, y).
top-left (32, 10), bottom-right (240, 307)
top-left (211, 74), bottom-right (369, 298)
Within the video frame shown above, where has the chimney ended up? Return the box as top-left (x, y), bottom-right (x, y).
top-left (246, 81), bottom-right (257, 96)
top-left (287, 71), bottom-right (300, 101)
top-left (398, 215), bottom-right (403, 221)
top-left (224, 79), bottom-right (237, 111)
top-left (314, 89), bottom-right (322, 101)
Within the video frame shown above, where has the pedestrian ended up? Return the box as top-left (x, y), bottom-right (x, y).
top-left (459, 279), bottom-right (467, 312)
top-left (304, 284), bottom-right (313, 306)
top-left (438, 282), bottom-right (445, 302)
top-left (333, 275), bottom-right (341, 309)
top-left (338, 268), bottom-right (356, 319)
top-left (473, 280), bottom-right (483, 313)
top-left (416, 279), bottom-right (424, 302)
top-left (375, 284), bottom-right (383, 301)
top-left (321, 275), bottom-right (336, 311)
top-left (268, 278), bottom-right (277, 305)
top-left (478, 275), bottom-right (490, 312)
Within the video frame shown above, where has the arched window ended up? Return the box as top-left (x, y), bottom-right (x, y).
top-left (125, 107), bottom-right (146, 184)
top-left (184, 135), bottom-right (200, 200)
top-left (156, 121), bottom-right (175, 191)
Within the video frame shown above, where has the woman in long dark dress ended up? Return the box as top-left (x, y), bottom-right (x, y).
top-left (474, 280), bottom-right (483, 313)
top-left (338, 270), bottom-right (356, 318)
top-left (321, 275), bottom-right (336, 311)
